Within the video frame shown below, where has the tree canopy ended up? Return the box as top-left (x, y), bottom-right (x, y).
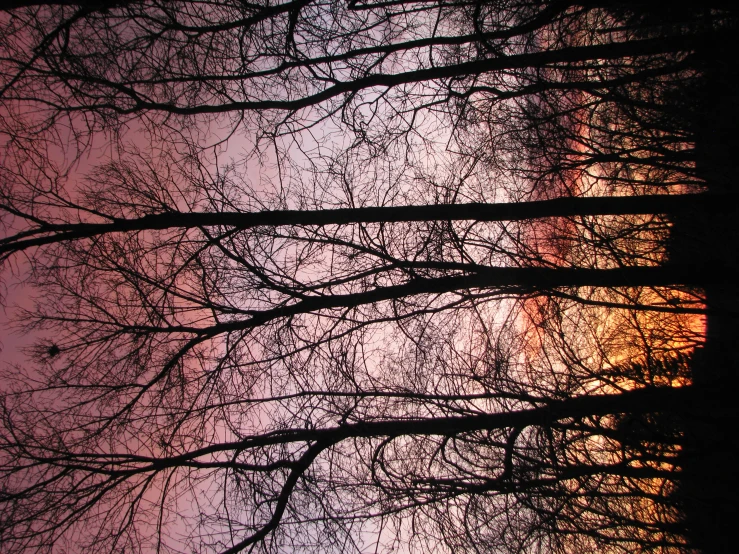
top-left (0, 2), bottom-right (736, 553)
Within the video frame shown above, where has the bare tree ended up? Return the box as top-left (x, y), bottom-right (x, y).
top-left (0, 1), bottom-right (724, 160)
top-left (1, 2), bottom-right (735, 553)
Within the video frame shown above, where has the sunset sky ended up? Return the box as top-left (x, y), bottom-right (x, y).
top-left (0, 2), bottom-right (733, 553)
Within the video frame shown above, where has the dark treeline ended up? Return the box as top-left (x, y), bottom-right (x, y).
top-left (0, 1), bottom-right (736, 553)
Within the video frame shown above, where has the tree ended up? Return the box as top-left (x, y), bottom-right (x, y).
top-left (0, 0), bottom-right (724, 167)
top-left (0, 1), bottom-right (735, 553)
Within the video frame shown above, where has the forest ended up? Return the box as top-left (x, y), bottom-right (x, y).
top-left (0, 1), bottom-right (737, 553)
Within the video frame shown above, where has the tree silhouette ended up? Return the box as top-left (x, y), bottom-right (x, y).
top-left (0, 2), bottom-right (736, 553)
